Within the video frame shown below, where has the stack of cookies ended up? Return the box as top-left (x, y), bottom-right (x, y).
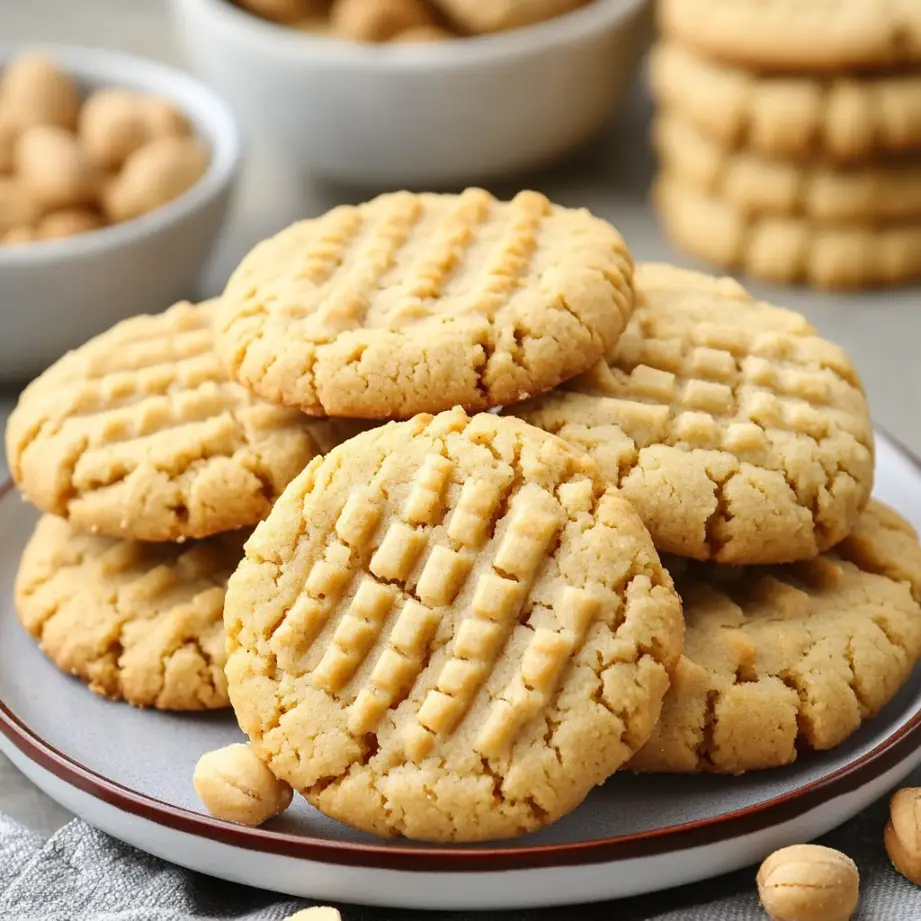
top-left (650, 0), bottom-right (921, 290)
top-left (5, 301), bottom-right (356, 711)
top-left (7, 188), bottom-right (921, 846)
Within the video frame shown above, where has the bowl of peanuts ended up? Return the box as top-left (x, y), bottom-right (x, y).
top-left (0, 45), bottom-right (241, 380)
top-left (171, 0), bottom-right (651, 186)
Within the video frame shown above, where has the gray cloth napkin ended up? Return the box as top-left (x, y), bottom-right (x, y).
top-left (2, 783), bottom-right (921, 921)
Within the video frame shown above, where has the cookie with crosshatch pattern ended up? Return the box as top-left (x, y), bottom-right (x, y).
top-left (5, 300), bottom-right (357, 542)
top-left (509, 264), bottom-right (874, 565)
top-left (222, 407), bottom-right (683, 842)
top-left (213, 188), bottom-right (635, 420)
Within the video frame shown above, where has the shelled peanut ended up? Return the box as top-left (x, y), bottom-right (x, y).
top-left (0, 53), bottom-right (210, 248)
top-left (231, 0), bottom-right (591, 40)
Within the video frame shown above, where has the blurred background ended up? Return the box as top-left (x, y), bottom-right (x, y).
top-left (0, 0), bottom-right (919, 440)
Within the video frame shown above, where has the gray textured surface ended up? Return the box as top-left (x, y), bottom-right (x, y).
top-left (2, 0), bottom-right (921, 915)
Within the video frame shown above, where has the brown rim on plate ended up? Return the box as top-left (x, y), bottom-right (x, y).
top-left (1, 427), bottom-right (920, 872)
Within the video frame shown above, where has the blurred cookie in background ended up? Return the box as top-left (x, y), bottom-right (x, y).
top-left (649, 1), bottom-right (921, 289)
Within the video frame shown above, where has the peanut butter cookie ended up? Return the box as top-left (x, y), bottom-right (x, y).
top-left (655, 111), bottom-right (921, 223)
top-left (15, 514), bottom-right (244, 709)
top-left (659, 0), bottom-right (921, 71)
top-left (650, 41), bottom-right (921, 164)
top-left (510, 264), bottom-right (874, 564)
top-left (223, 407), bottom-right (683, 841)
top-left (630, 501), bottom-right (921, 773)
top-left (655, 173), bottom-right (921, 289)
top-left (6, 301), bottom-right (356, 542)
top-left (215, 188), bottom-right (634, 420)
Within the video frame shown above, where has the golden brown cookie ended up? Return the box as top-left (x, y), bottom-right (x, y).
top-left (659, 0), bottom-right (921, 71)
top-left (215, 188), bottom-right (634, 420)
top-left (6, 301), bottom-right (356, 542)
top-left (224, 407), bottom-right (683, 842)
top-left (15, 514), bottom-right (245, 709)
top-left (630, 501), bottom-right (921, 773)
top-left (655, 111), bottom-right (921, 223)
top-left (650, 41), bottom-right (921, 164)
top-left (655, 173), bottom-right (921, 289)
top-left (509, 263), bottom-right (874, 565)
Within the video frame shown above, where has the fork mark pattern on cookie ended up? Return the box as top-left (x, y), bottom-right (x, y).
top-left (6, 301), bottom-right (342, 541)
top-left (216, 189), bottom-right (634, 418)
top-left (263, 414), bottom-right (639, 769)
top-left (512, 265), bottom-right (874, 563)
top-left (477, 586), bottom-right (601, 757)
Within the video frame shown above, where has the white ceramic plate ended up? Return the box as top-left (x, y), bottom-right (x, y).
top-left (2, 430), bottom-right (921, 910)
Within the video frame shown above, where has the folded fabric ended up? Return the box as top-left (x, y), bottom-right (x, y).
top-left (1, 780), bottom-right (920, 921)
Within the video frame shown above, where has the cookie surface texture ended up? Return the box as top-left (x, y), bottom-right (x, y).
top-left (659, 0), bottom-right (921, 71)
top-left (630, 501), bottom-right (921, 773)
top-left (655, 111), bottom-right (921, 223)
top-left (655, 173), bottom-right (921, 289)
top-left (431, 0), bottom-right (587, 33)
top-left (215, 189), bottom-right (634, 420)
top-left (509, 264), bottom-right (874, 565)
top-left (650, 41), bottom-right (921, 164)
top-left (5, 301), bottom-right (353, 542)
top-left (14, 514), bottom-right (244, 709)
top-left (224, 407), bottom-right (683, 842)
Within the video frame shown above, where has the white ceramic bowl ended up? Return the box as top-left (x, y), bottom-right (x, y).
top-left (171, 0), bottom-right (650, 186)
top-left (0, 44), bottom-right (242, 382)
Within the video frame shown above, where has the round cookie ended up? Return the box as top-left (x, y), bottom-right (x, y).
top-left (430, 0), bottom-right (587, 33)
top-left (629, 500), bottom-right (921, 774)
top-left (223, 407), bottom-right (683, 842)
top-left (215, 188), bottom-right (634, 420)
top-left (655, 111), bottom-right (921, 223)
top-left (658, 0), bottom-right (921, 72)
top-left (650, 41), bottom-right (921, 164)
top-left (509, 263), bottom-right (874, 565)
top-left (5, 301), bottom-right (357, 542)
top-left (655, 173), bottom-right (921, 289)
top-left (15, 514), bottom-right (245, 709)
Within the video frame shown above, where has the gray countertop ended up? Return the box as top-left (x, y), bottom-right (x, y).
top-left (3, 0), bottom-right (921, 904)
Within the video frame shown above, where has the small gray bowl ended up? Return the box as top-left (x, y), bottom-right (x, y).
top-left (0, 44), bottom-right (242, 381)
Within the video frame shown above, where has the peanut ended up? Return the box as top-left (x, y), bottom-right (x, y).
top-left (237, 0), bottom-right (324, 24)
top-left (103, 136), bottom-right (209, 223)
top-left (16, 125), bottom-right (98, 210)
top-left (142, 96), bottom-right (191, 138)
top-left (80, 90), bottom-right (193, 171)
top-left (294, 16), bottom-right (334, 34)
top-left (38, 208), bottom-right (105, 241)
top-left (0, 177), bottom-right (41, 235)
top-left (0, 55), bottom-right (79, 131)
top-left (3, 225), bottom-right (37, 246)
top-left (79, 90), bottom-right (152, 170)
top-left (885, 787), bottom-right (921, 885)
top-left (392, 24), bottom-right (454, 41)
top-left (193, 743), bottom-right (293, 827)
top-left (283, 910), bottom-right (342, 921)
top-left (330, 0), bottom-right (435, 41)
top-left (0, 113), bottom-right (17, 173)
top-left (757, 845), bottom-right (859, 921)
